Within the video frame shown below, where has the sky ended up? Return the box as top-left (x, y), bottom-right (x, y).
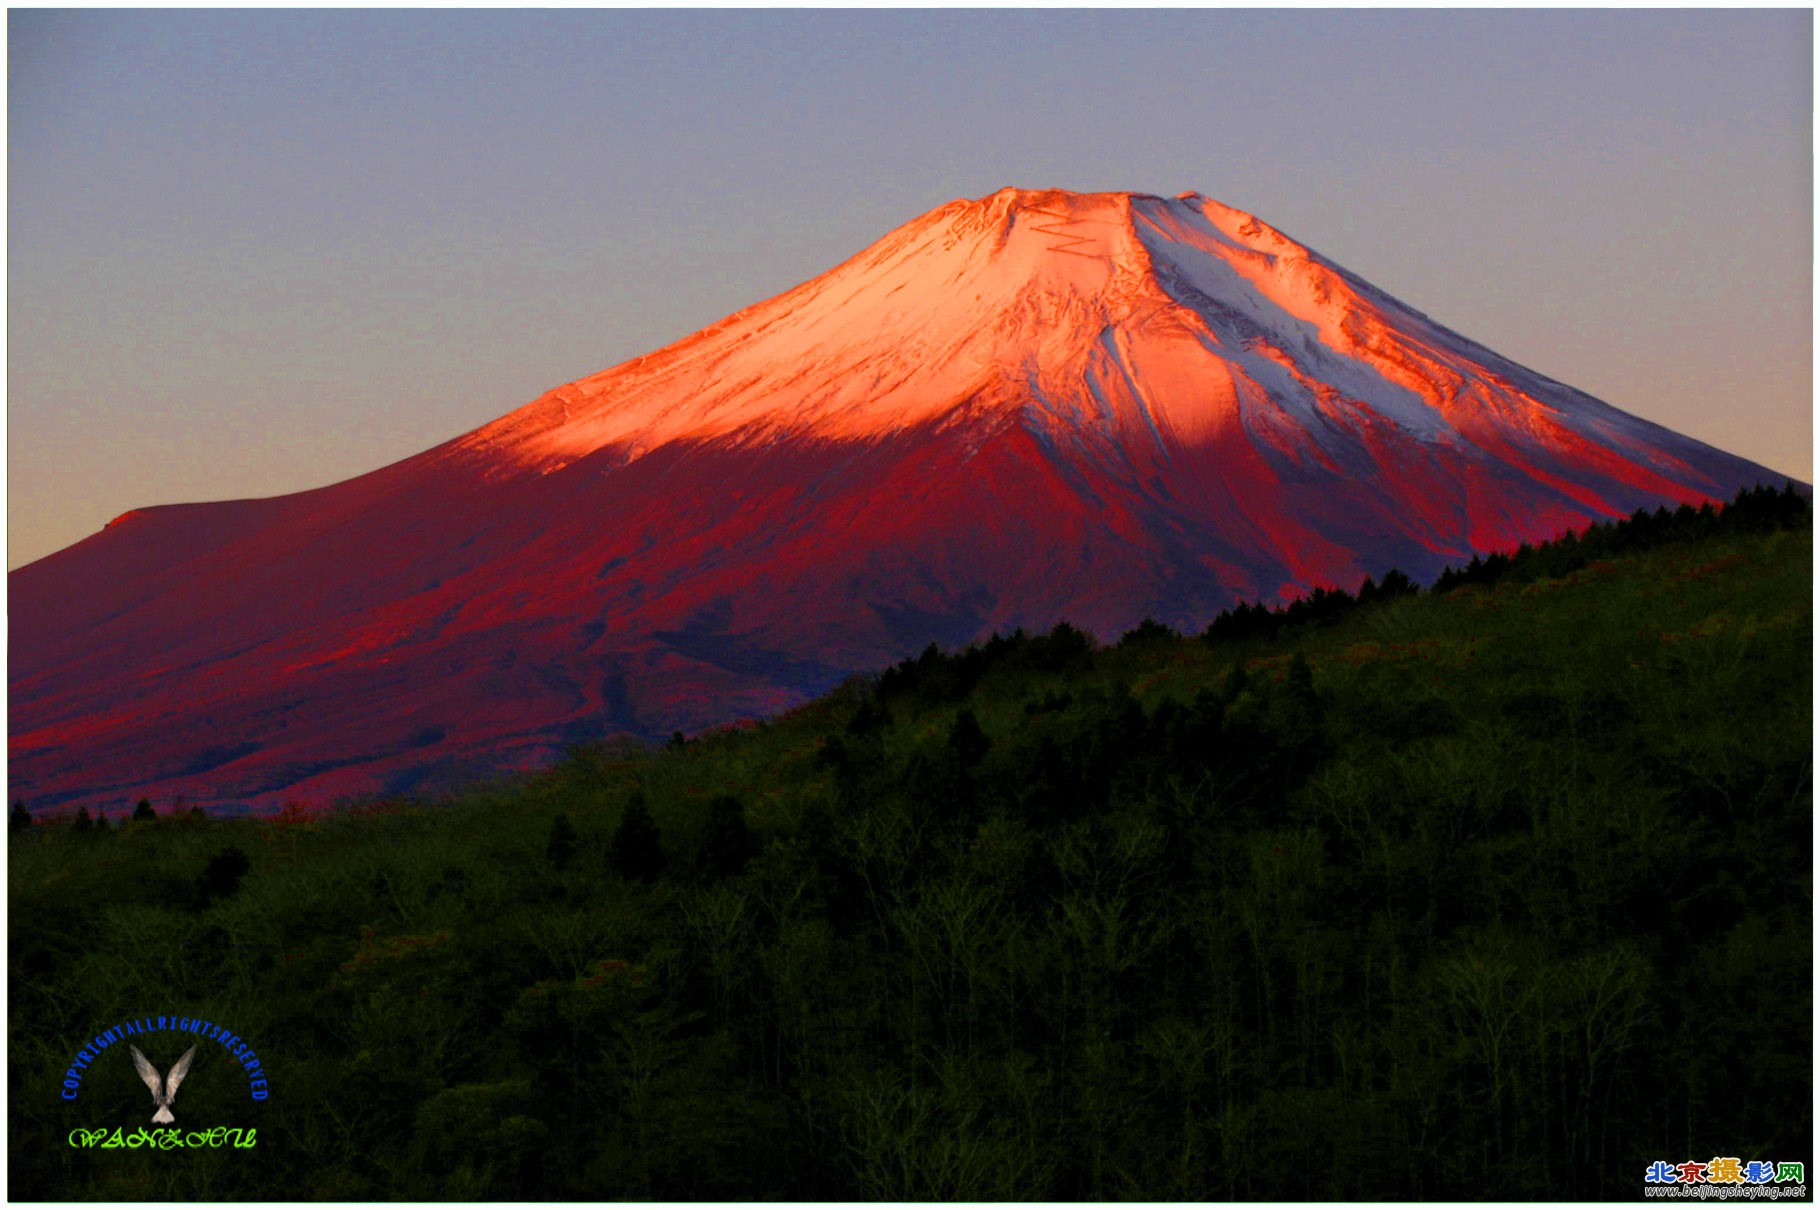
top-left (8, 8), bottom-right (1812, 569)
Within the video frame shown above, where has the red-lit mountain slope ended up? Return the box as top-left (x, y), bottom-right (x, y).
top-left (10, 188), bottom-right (1783, 812)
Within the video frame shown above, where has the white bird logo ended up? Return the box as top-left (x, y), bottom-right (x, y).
top-left (130, 1044), bottom-right (197, 1124)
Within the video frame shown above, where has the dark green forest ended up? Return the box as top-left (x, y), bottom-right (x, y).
top-left (8, 486), bottom-right (1811, 1200)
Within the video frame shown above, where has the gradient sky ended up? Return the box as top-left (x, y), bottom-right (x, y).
top-left (9, 9), bottom-right (1812, 569)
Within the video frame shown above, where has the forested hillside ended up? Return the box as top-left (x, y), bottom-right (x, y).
top-left (9, 486), bottom-right (1810, 1200)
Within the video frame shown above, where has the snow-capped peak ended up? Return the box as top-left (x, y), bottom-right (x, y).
top-left (445, 188), bottom-right (1681, 498)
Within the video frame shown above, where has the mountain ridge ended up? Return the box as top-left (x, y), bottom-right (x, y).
top-left (9, 187), bottom-right (1787, 812)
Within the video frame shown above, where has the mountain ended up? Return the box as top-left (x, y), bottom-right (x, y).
top-left (8, 187), bottom-right (1784, 813)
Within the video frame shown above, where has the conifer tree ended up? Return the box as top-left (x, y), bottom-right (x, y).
top-left (947, 708), bottom-right (991, 768)
top-left (197, 846), bottom-right (252, 903)
top-left (697, 795), bottom-right (753, 882)
top-left (608, 793), bottom-right (667, 882)
top-left (1378, 567), bottom-right (1416, 597)
top-left (545, 813), bottom-right (578, 871)
top-left (1286, 652), bottom-right (1320, 718)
